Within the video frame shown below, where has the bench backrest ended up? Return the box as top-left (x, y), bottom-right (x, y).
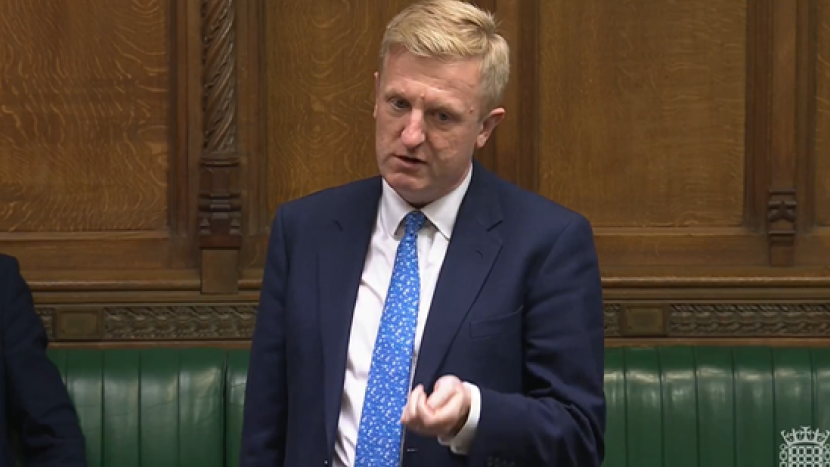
top-left (41, 346), bottom-right (830, 467)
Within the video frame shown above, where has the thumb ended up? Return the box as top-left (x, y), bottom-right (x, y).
top-left (433, 375), bottom-right (458, 391)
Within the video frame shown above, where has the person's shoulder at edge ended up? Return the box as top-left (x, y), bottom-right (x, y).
top-left (0, 253), bottom-right (21, 286)
top-left (0, 253), bottom-right (16, 270)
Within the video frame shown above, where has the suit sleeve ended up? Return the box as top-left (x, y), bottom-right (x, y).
top-left (468, 215), bottom-right (606, 467)
top-left (239, 208), bottom-right (290, 467)
top-left (3, 258), bottom-right (87, 467)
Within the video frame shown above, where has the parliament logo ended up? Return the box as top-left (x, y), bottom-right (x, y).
top-left (780, 427), bottom-right (830, 467)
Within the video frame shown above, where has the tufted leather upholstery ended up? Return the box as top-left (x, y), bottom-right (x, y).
top-left (23, 346), bottom-right (830, 466)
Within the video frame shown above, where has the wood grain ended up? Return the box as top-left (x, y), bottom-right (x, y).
top-left (537, 0), bottom-right (747, 228)
top-left (0, 0), bottom-right (828, 345)
top-left (199, 0), bottom-right (242, 249)
top-left (264, 0), bottom-right (414, 212)
top-left (488, 0), bottom-right (539, 192)
top-left (815, 0), bottom-right (830, 226)
top-left (0, 0), bottom-right (171, 232)
top-left (765, 0), bottom-right (800, 266)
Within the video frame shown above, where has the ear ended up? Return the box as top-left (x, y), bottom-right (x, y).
top-left (373, 71), bottom-right (380, 118)
top-left (475, 107), bottom-right (505, 149)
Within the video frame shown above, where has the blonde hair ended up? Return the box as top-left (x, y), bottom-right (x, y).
top-left (379, 0), bottom-right (510, 114)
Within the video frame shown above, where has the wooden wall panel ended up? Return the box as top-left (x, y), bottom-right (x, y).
top-left (0, 0), bottom-right (827, 344)
top-left (536, 0), bottom-right (757, 269)
top-left (815, 0), bottom-right (830, 227)
top-left (263, 1), bottom-right (415, 215)
top-left (0, 0), bottom-right (199, 288)
top-left (792, 0), bottom-right (830, 266)
top-left (0, 0), bottom-right (170, 232)
top-left (538, 0), bottom-right (747, 229)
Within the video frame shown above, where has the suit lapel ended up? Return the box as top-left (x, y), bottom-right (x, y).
top-left (412, 163), bottom-right (503, 389)
top-left (318, 179), bottom-right (381, 450)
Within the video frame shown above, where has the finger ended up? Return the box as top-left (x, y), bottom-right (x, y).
top-left (415, 385), bottom-right (432, 419)
top-left (412, 394), bottom-right (436, 429)
top-left (426, 394), bottom-right (464, 434)
top-left (401, 385), bottom-right (419, 422)
top-left (404, 385), bottom-right (425, 422)
top-left (430, 389), bottom-right (462, 421)
top-left (426, 380), bottom-right (458, 410)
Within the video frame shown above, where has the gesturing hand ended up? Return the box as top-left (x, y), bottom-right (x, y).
top-left (400, 375), bottom-right (471, 438)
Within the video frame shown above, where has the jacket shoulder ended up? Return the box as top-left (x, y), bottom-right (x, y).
top-left (274, 177), bottom-right (380, 225)
top-left (491, 174), bottom-right (592, 232)
top-left (0, 254), bottom-right (19, 280)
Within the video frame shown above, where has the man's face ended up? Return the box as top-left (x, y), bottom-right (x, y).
top-left (373, 49), bottom-right (504, 207)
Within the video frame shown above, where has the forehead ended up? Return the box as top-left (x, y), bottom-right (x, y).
top-left (379, 51), bottom-right (482, 108)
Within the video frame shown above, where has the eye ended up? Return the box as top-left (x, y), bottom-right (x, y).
top-left (433, 110), bottom-right (455, 123)
top-left (390, 98), bottom-right (409, 110)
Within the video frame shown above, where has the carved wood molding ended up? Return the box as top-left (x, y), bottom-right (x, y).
top-left (199, 0), bottom-right (242, 249)
top-left (36, 305), bottom-right (255, 341)
top-left (603, 304), bottom-right (621, 337)
top-left (34, 302), bottom-right (830, 341)
top-left (669, 303), bottom-right (829, 336)
top-left (104, 305), bottom-right (255, 340)
top-left (768, 188), bottom-right (797, 266)
top-left (612, 302), bottom-right (830, 337)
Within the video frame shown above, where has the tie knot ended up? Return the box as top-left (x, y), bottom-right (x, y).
top-left (403, 211), bottom-right (426, 235)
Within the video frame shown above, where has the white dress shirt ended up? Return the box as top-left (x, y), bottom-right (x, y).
top-left (333, 165), bottom-right (481, 467)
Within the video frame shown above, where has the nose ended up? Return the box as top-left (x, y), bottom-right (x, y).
top-left (401, 111), bottom-right (425, 148)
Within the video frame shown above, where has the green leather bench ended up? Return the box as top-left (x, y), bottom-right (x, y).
top-left (603, 347), bottom-right (830, 467)
top-left (37, 346), bottom-right (830, 467)
top-left (41, 348), bottom-right (249, 467)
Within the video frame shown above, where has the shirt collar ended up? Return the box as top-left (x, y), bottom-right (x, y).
top-left (379, 163), bottom-right (473, 240)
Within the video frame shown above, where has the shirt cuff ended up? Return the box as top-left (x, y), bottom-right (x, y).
top-left (437, 382), bottom-right (480, 455)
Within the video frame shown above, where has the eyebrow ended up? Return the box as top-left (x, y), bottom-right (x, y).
top-left (389, 91), bottom-right (465, 113)
top-left (432, 103), bottom-right (466, 117)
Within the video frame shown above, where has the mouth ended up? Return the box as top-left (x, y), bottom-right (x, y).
top-left (395, 155), bottom-right (424, 164)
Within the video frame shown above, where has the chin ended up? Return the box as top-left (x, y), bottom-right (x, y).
top-left (385, 174), bottom-right (422, 193)
top-left (384, 174), bottom-right (431, 205)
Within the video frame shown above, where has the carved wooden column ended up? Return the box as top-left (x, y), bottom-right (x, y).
top-left (764, 0), bottom-right (799, 266)
top-left (199, 0), bottom-right (241, 293)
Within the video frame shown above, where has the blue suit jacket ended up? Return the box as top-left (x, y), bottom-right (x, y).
top-left (241, 162), bottom-right (606, 467)
top-left (0, 255), bottom-right (86, 467)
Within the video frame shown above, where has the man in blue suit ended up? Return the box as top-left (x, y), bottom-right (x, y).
top-left (0, 254), bottom-right (87, 466)
top-left (240, 1), bottom-right (606, 466)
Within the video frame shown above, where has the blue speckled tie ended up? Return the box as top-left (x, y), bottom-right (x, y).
top-left (353, 210), bottom-right (427, 467)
